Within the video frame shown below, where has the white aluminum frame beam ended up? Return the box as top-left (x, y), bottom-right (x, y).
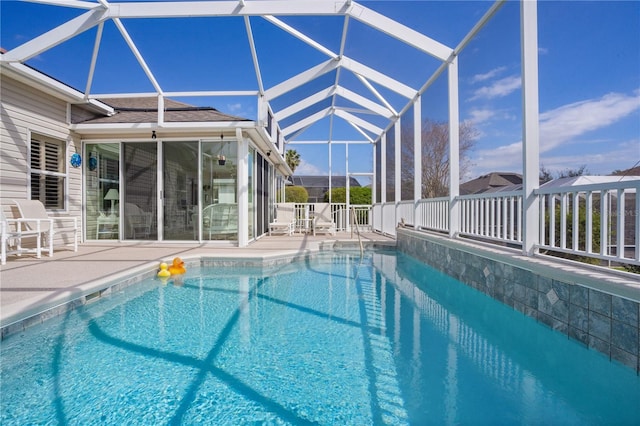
top-left (1, 7), bottom-right (110, 62)
top-left (334, 109), bottom-right (382, 135)
top-left (282, 107), bottom-right (332, 135)
top-left (347, 2), bottom-right (452, 61)
top-left (275, 86), bottom-right (336, 121)
top-left (263, 15), bottom-right (338, 59)
top-left (112, 18), bottom-right (163, 94)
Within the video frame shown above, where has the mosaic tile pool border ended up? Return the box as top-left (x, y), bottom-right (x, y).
top-left (396, 228), bottom-right (640, 373)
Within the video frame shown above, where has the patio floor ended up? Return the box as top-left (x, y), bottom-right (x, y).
top-left (0, 231), bottom-right (395, 327)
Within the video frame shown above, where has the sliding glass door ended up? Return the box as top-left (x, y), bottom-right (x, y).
top-left (163, 141), bottom-right (198, 241)
top-left (123, 143), bottom-right (157, 240)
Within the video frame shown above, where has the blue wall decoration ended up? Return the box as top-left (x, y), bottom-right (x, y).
top-left (70, 153), bottom-right (82, 168)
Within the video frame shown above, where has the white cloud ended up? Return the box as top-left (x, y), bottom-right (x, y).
top-left (226, 103), bottom-right (243, 112)
top-left (294, 159), bottom-right (325, 175)
top-left (468, 90), bottom-right (640, 177)
top-left (470, 66), bottom-right (506, 84)
top-left (467, 108), bottom-right (496, 124)
top-left (470, 75), bottom-right (521, 100)
top-left (538, 47), bottom-right (549, 55)
top-left (539, 91), bottom-right (640, 152)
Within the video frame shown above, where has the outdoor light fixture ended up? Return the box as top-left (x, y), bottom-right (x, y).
top-left (266, 150), bottom-right (271, 157)
top-left (152, 130), bottom-right (156, 139)
top-left (104, 188), bottom-right (119, 218)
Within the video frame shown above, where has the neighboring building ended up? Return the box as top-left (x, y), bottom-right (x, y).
top-left (1, 60), bottom-right (291, 247)
top-left (460, 172), bottom-right (523, 195)
top-left (290, 175), bottom-right (361, 203)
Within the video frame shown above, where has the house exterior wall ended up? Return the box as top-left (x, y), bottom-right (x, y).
top-left (0, 74), bottom-right (83, 246)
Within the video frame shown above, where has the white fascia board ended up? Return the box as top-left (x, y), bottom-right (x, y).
top-left (290, 140), bottom-right (371, 145)
top-left (264, 59), bottom-right (339, 101)
top-left (1, 7), bottom-right (109, 62)
top-left (340, 56), bottom-right (416, 99)
top-left (334, 109), bottom-right (382, 135)
top-left (1, 62), bottom-right (114, 114)
top-left (282, 107), bottom-right (331, 136)
top-left (263, 15), bottom-right (338, 59)
top-left (112, 1), bottom-right (351, 18)
top-left (335, 86), bottom-right (393, 119)
top-left (71, 121), bottom-right (258, 134)
top-left (274, 86), bottom-right (336, 121)
top-left (348, 2), bottom-right (452, 62)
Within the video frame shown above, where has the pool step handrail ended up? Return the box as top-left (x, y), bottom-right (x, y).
top-left (351, 206), bottom-right (364, 257)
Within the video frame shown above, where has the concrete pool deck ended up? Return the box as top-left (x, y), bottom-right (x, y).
top-left (0, 231), bottom-right (395, 329)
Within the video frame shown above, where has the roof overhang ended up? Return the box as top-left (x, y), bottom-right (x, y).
top-left (0, 61), bottom-right (114, 115)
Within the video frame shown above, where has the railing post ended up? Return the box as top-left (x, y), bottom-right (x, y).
top-left (521, 0), bottom-right (540, 255)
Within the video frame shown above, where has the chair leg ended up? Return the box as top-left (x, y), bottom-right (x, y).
top-left (36, 232), bottom-right (41, 259)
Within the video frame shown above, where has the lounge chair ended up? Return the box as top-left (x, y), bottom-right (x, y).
top-left (12, 199), bottom-right (78, 256)
top-left (269, 203), bottom-right (296, 236)
top-left (1, 210), bottom-right (48, 264)
top-left (313, 203), bottom-right (336, 236)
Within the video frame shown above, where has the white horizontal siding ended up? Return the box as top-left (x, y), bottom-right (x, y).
top-left (1, 74), bottom-right (83, 245)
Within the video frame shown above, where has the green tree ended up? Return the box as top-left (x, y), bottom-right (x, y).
top-left (285, 185), bottom-right (308, 203)
top-left (325, 187), bottom-right (372, 204)
top-left (286, 149), bottom-right (301, 173)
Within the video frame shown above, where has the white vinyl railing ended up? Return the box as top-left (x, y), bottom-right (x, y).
top-left (536, 180), bottom-right (639, 265)
top-left (416, 197), bottom-right (449, 233)
top-left (371, 179), bottom-right (639, 268)
top-left (289, 203), bottom-right (372, 232)
top-left (458, 191), bottom-right (523, 244)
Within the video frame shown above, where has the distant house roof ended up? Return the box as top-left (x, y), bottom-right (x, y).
top-left (75, 97), bottom-right (250, 124)
top-left (460, 172), bottom-right (523, 195)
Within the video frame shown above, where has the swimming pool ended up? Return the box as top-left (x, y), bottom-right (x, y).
top-left (1, 250), bottom-right (639, 424)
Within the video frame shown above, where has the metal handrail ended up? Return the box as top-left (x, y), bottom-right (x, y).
top-left (351, 206), bottom-right (364, 257)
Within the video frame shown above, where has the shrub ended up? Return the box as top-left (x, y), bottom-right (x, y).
top-left (324, 187), bottom-right (371, 204)
top-left (285, 186), bottom-right (308, 203)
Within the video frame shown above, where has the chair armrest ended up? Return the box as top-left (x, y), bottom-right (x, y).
top-left (5, 218), bottom-right (53, 233)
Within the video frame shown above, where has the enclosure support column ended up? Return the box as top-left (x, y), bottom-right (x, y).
top-left (394, 118), bottom-right (402, 229)
top-left (380, 133), bottom-right (386, 204)
top-left (521, 0), bottom-right (540, 255)
top-left (237, 128), bottom-right (249, 247)
top-left (372, 142), bottom-right (378, 205)
top-left (448, 56), bottom-right (460, 238)
top-left (346, 142), bottom-right (351, 231)
top-left (413, 95), bottom-right (422, 202)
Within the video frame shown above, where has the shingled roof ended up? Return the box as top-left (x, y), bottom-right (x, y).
top-left (460, 172), bottom-right (523, 195)
top-left (75, 97), bottom-right (250, 124)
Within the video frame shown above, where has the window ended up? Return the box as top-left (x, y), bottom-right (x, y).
top-left (30, 133), bottom-right (66, 209)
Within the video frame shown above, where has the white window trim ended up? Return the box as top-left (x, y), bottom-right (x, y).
top-left (27, 129), bottom-right (70, 212)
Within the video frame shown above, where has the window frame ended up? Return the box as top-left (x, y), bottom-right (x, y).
top-left (28, 130), bottom-right (69, 212)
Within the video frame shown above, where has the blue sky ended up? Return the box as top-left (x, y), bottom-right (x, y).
top-left (1, 0), bottom-right (639, 185)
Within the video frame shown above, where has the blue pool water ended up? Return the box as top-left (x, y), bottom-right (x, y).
top-left (1, 251), bottom-right (639, 425)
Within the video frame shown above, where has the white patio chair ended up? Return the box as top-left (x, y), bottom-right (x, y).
top-left (202, 203), bottom-right (238, 240)
top-left (12, 199), bottom-right (77, 257)
top-left (269, 203), bottom-right (296, 236)
top-left (1, 210), bottom-right (48, 264)
top-left (313, 203), bottom-right (336, 236)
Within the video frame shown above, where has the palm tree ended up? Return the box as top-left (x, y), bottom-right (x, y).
top-left (286, 149), bottom-right (301, 173)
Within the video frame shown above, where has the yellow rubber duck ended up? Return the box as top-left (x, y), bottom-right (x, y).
top-left (168, 257), bottom-right (186, 275)
top-left (157, 262), bottom-right (171, 280)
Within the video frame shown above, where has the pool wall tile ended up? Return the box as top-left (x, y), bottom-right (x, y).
top-left (397, 229), bottom-right (640, 373)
